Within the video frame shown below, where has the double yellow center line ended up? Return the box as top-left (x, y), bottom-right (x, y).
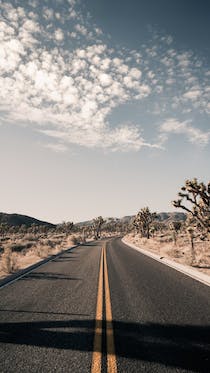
top-left (91, 245), bottom-right (117, 373)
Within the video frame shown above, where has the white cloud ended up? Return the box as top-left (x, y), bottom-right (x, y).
top-left (0, 39), bottom-right (25, 73)
top-left (129, 67), bottom-right (142, 80)
top-left (161, 56), bottom-right (173, 68)
top-left (54, 28), bottom-right (64, 41)
top-left (95, 27), bottom-right (103, 36)
top-left (100, 58), bottom-right (111, 71)
top-left (67, 0), bottom-right (78, 6)
top-left (165, 78), bottom-right (175, 85)
top-left (160, 118), bottom-right (210, 146)
top-left (98, 73), bottom-right (112, 87)
top-left (0, 1), bottom-right (209, 153)
top-left (43, 7), bottom-right (54, 20)
top-left (183, 89), bottom-right (201, 100)
top-left (177, 53), bottom-right (191, 68)
top-left (44, 143), bottom-right (68, 153)
top-left (105, 125), bottom-right (161, 151)
top-left (160, 35), bottom-right (173, 45)
top-left (75, 24), bottom-right (88, 36)
top-left (28, 0), bottom-right (38, 8)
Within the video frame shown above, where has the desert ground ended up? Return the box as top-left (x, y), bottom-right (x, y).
top-left (0, 232), bottom-right (82, 279)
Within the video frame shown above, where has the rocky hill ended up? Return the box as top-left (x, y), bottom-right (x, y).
top-left (0, 212), bottom-right (55, 227)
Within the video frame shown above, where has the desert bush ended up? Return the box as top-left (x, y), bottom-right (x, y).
top-left (76, 235), bottom-right (82, 244)
top-left (1, 247), bottom-right (18, 273)
top-left (0, 237), bottom-right (10, 242)
top-left (169, 221), bottom-right (182, 246)
top-left (24, 234), bottom-right (39, 242)
top-left (36, 244), bottom-right (52, 258)
top-left (40, 239), bottom-right (54, 248)
top-left (10, 242), bottom-right (33, 252)
top-left (69, 235), bottom-right (80, 245)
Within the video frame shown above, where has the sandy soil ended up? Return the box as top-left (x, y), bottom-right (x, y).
top-left (124, 233), bottom-right (210, 277)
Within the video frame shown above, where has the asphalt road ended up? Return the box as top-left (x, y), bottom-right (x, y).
top-left (0, 242), bottom-right (101, 373)
top-left (0, 238), bottom-right (210, 372)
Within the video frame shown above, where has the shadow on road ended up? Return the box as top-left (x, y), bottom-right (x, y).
top-left (53, 258), bottom-right (79, 263)
top-left (79, 242), bottom-right (101, 247)
top-left (21, 272), bottom-right (83, 282)
top-left (52, 252), bottom-right (80, 263)
top-left (0, 319), bottom-right (209, 372)
top-left (113, 320), bottom-right (210, 372)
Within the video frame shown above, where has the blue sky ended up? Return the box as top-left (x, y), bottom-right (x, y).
top-left (0, 0), bottom-right (209, 223)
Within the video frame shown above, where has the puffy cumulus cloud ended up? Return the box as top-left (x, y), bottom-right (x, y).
top-left (129, 68), bottom-right (142, 80)
top-left (159, 118), bottom-right (210, 146)
top-left (54, 28), bottom-right (64, 42)
top-left (183, 89), bottom-right (201, 100)
top-left (98, 73), bottom-right (113, 87)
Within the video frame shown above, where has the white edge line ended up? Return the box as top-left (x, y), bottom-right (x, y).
top-left (122, 238), bottom-right (210, 288)
top-left (0, 245), bottom-right (78, 290)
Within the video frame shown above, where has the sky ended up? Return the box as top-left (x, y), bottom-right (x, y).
top-left (0, 0), bottom-right (210, 223)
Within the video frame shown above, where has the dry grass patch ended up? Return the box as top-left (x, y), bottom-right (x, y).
top-left (1, 247), bottom-right (19, 274)
top-left (0, 232), bottom-right (82, 279)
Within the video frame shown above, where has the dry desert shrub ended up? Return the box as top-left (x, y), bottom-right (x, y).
top-left (76, 235), bottom-right (82, 244)
top-left (0, 230), bottom-right (80, 278)
top-left (69, 235), bottom-right (79, 245)
top-left (1, 247), bottom-right (18, 273)
top-left (24, 234), bottom-right (39, 242)
top-left (36, 244), bottom-right (52, 258)
top-left (170, 248), bottom-right (184, 258)
top-left (10, 242), bottom-right (33, 252)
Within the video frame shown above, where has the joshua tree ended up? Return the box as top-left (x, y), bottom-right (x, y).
top-left (56, 221), bottom-right (74, 235)
top-left (65, 221), bottom-right (74, 235)
top-left (133, 207), bottom-right (157, 239)
top-left (104, 218), bottom-right (117, 234)
top-left (172, 178), bottom-right (210, 239)
top-left (93, 216), bottom-right (105, 239)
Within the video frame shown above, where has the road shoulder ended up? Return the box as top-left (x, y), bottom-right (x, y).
top-left (122, 237), bottom-right (210, 287)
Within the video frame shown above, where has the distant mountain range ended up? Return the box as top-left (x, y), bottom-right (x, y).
top-left (76, 212), bottom-right (187, 227)
top-left (0, 213), bottom-right (55, 227)
top-left (0, 211), bottom-right (187, 228)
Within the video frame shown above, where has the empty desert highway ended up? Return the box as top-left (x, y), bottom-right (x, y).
top-left (0, 238), bottom-right (210, 373)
